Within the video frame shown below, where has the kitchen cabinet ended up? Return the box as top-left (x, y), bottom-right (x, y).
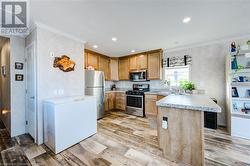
top-left (129, 56), bottom-right (137, 70)
top-left (86, 52), bottom-right (99, 70)
top-left (119, 57), bottom-right (129, 80)
top-left (115, 92), bottom-right (126, 110)
top-left (110, 58), bottom-right (119, 81)
top-left (147, 51), bottom-right (162, 80)
top-left (104, 93), bottom-right (109, 111)
top-left (99, 56), bottom-right (110, 80)
top-left (105, 92), bottom-right (126, 111)
top-left (129, 54), bottom-right (148, 71)
top-left (137, 54), bottom-right (148, 70)
top-left (105, 92), bottom-right (115, 111)
top-left (145, 94), bottom-right (165, 117)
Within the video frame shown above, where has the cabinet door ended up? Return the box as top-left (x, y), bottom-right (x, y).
top-left (87, 53), bottom-right (99, 70)
top-left (99, 56), bottom-right (110, 80)
top-left (129, 56), bottom-right (137, 71)
top-left (119, 57), bottom-right (129, 80)
top-left (84, 52), bottom-right (88, 69)
top-left (115, 92), bottom-right (126, 110)
top-left (137, 54), bottom-right (148, 70)
top-left (104, 93), bottom-right (109, 111)
top-left (148, 51), bottom-right (162, 80)
top-left (145, 95), bottom-right (158, 117)
top-left (110, 58), bottom-right (119, 81)
top-left (108, 93), bottom-right (115, 110)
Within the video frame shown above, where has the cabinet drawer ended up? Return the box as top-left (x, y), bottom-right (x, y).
top-left (116, 92), bottom-right (126, 97)
top-left (145, 94), bottom-right (157, 100)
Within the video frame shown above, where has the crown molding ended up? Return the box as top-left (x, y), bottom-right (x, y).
top-left (33, 22), bottom-right (86, 44)
top-left (165, 34), bottom-right (250, 53)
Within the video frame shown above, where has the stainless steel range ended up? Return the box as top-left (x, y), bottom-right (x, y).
top-left (126, 84), bottom-right (150, 117)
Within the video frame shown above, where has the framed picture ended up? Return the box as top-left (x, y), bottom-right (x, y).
top-left (1, 66), bottom-right (6, 77)
top-left (15, 74), bottom-right (24, 81)
top-left (15, 62), bottom-right (23, 70)
top-left (232, 87), bottom-right (239, 97)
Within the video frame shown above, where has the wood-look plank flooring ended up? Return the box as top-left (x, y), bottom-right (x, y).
top-left (0, 110), bottom-right (250, 166)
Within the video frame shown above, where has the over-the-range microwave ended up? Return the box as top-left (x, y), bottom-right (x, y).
top-left (129, 70), bottom-right (148, 82)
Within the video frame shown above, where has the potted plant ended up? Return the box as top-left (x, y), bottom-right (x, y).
top-left (179, 80), bottom-right (195, 94)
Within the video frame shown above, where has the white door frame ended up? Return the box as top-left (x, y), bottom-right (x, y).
top-left (25, 42), bottom-right (38, 143)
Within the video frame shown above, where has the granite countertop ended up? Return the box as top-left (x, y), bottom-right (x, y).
top-left (144, 90), bottom-right (172, 96)
top-left (156, 94), bottom-right (221, 113)
top-left (105, 88), bottom-right (129, 93)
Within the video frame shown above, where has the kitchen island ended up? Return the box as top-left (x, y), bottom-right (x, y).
top-left (156, 94), bottom-right (221, 166)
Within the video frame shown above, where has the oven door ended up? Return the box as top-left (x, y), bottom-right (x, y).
top-left (126, 95), bottom-right (144, 117)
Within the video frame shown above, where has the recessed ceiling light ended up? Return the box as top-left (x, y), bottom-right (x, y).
top-left (131, 50), bottom-right (135, 53)
top-left (112, 37), bottom-right (117, 42)
top-left (93, 45), bottom-right (98, 48)
top-left (183, 17), bottom-right (191, 23)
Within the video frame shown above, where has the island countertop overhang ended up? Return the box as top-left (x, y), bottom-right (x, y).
top-left (156, 94), bottom-right (221, 113)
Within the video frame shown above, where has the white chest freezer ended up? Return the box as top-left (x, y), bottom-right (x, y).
top-left (43, 95), bottom-right (97, 154)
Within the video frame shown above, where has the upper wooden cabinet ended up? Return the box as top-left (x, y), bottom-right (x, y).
top-left (110, 58), bottom-right (119, 81)
top-left (86, 52), bottom-right (99, 70)
top-left (129, 54), bottom-right (148, 71)
top-left (147, 50), bottom-right (162, 80)
top-left (129, 56), bottom-right (137, 71)
top-left (137, 54), bottom-right (148, 69)
top-left (119, 57), bottom-right (129, 80)
top-left (84, 49), bottom-right (162, 81)
top-left (99, 56), bottom-right (110, 80)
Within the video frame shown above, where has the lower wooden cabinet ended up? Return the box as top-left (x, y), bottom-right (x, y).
top-left (145, 94), bottom-right (165, 117)
top-left (105, 92), bottom-right (126, 111)
top-left (115, 92), bottom-right (126, 110)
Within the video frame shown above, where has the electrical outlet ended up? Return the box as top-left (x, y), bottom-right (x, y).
top-left (162, 117), bottom-right (168, 129)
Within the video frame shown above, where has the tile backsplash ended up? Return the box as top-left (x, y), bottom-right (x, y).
top-left (105, 80), bottom-right (167, 90)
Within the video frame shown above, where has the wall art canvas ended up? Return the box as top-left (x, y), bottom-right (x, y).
top-left (53, 55), bottom-right (75, 72)
top-left (15, 62), bottom-right (24, 70)
top-left (1, 66), bottom-right (6, 77)
top-left (15, 74), bottom-right (24, 81)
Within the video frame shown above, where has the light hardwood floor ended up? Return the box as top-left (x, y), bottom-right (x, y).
top-left (0, 110), bottom-right (249, 166)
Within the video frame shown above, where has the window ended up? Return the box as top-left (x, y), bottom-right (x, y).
top-left (164, 66), bottom-right (190, 86)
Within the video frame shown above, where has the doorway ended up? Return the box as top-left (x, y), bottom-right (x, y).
top-left (25, 42), bottom-right (37, 142)
top-left (0, 37), bottom-right (11, 132)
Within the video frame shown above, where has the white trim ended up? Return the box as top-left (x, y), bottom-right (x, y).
top-left (25, 41), bottom-right (38, 143)
top-left (165, 34), bottom-right (250, 52)
top-left (34, 22), bottom-right (86, 44)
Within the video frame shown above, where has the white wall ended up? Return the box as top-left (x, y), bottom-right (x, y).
top-left (10, 36), bottom-right (26, 137)
top-left (35, 26), bottom-right (85, 144)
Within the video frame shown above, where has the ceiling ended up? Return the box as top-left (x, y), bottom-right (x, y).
top-left (30, 0), bottom-right (250, 57)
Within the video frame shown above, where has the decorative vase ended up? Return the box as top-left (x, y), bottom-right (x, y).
top-left (231, 55), bottom-right (238, 70)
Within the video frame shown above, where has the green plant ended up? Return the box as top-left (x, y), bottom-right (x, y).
top-left (179, 80), bottom-right (195, 91)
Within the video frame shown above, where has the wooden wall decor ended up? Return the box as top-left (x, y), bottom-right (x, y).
top-left (53, 55), bottom-right (75, 72)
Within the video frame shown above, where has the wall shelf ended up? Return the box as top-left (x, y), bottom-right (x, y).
top-left (232, 97), bottom-right (250, 101)
top-left (226, 44), bottom-right (250, 140)
top-left (231, 82), bottom-right (250, 86)
top-left (231, 112), bottom-right (250, 119)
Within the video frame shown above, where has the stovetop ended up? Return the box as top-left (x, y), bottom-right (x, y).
top-left (126, 84), bottom-right (150, 95)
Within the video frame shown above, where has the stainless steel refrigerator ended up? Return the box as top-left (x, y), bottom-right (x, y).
top-left (85, 70), bottom-right (105, 119)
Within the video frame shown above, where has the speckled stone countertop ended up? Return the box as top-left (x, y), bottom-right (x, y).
top-left (144, 90), bottom-right (172, 96)
top-left (156, 94), bottom-right (221, 112)
top-left (105, 88), bottom-right (130, 93)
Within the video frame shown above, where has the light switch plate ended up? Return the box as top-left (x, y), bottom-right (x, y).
top-left (162, 120), bottom-right (168, 129)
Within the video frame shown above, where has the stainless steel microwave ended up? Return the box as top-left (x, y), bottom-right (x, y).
top-left (129, 70), bottom-right (147, 82)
